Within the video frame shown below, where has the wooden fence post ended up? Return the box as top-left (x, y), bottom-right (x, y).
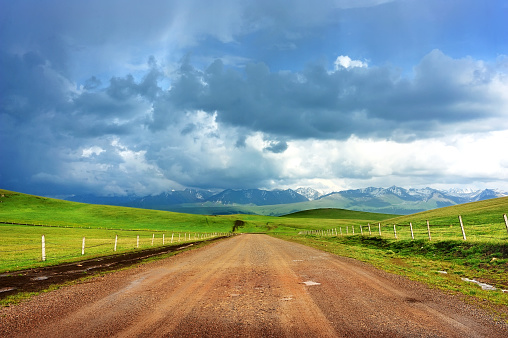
top-left (152, 234), bottom-right (154, 246)
top-left (82, 237), bottom-right (86, 255)
top-left (409, 222), bottom-right (414, 240)
top-left (340, 227), bottom-right (343, 236)
top-left (503, 214), bottom-right (508, 236)
top-left (163, 234), bottom-right (165, 245)
top-left (352, 226), bottom-right (355, 235)
top-left (378, 223), bottom-right (381, 236)
top-left (42, 235), bottom-right (46, 261)
top-left (137, 235), bottom-right (139, 248)
top-left (368, 223), bottom-right (372, 236)
top-left (426, 220), bottom-right (431, 241)
top-left (114, 235), bottom-right (118, 251)
top-left (393, 224), bottom-right (397, 239)
top-left (346, 226), bottom-right (349, 235)
top-left (171, 233), bottom-right (174, 243)
top-left (459, 215), bottom-right (467, 241)
top-left (360, 225), bottom-right (363, 235)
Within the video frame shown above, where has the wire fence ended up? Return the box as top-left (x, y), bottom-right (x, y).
top-left (300, 214), bottom-right (508, 242)
top-left (0, 224), bottom-right (231, 272)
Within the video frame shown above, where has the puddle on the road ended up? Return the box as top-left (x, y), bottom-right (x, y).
top-left (302, 281), bottom-right (321, 286)
top-left (461, 277), bottom-right (507, 292)
top-left (31, 276), bottom-right (49, 281)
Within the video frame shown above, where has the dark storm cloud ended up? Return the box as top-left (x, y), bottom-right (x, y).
top-left (152, 51), bottom-right (507, 141)
top-left (264, 141), bottom-right (289, 153)
top-left (0, 51), bottom-right (71, 122)
top-left (2, 0), bottom-right (508, 196)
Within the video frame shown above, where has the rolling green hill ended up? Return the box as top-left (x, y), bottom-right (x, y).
top-left (0, 189), bottom-right (398, 233)
top-left (0, 189), bottom-right (224, 232)
top-left (283, 208), bottom-right (397, 220)
top-left (384, 196), bottom-right (508, 227)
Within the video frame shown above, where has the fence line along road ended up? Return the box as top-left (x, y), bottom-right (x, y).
top-left (300, 213), bottom-right (508, 242)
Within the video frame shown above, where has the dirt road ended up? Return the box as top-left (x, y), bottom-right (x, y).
top-left (1, 234), bottom-right (507, 337)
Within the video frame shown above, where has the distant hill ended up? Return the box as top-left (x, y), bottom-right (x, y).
top-left (385, 195), bottom-right (508, 227)
top-left (64, 194), bottom-right (138, 206)
top-left (282, 208), bottom-right (396, 221)
top-left (64, 186), bottom-right (507, 216)
top-left (127, 189), bottom-right (215, 209)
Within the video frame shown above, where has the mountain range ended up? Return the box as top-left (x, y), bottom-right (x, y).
top-left (65, 186), bottom-right (507, 216)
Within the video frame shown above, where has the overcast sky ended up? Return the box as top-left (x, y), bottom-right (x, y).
top-left (1, 0), bottom-right (508, 197)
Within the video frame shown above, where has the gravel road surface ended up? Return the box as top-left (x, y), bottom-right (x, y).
top-left (1, 234), bottom-right (507, 337)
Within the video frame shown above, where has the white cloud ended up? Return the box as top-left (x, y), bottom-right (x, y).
top-left (81, 146), bottom-right (105, 158)
top-left (273, 131), bottom-right (508, 192)
top-left (334, 55), bottom-right (368, 70)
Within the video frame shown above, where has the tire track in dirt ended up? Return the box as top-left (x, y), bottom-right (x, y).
top-left (1, 234), bottom-right (507, 337)
top-left (119, 235), bottom-right (247, 336)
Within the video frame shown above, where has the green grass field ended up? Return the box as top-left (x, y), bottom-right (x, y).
top-left (0, 189), bottom-right (235, 272)
top-left (377, 197), bottom-right (508, 242)
top-left (282, 207), bottom-right (397, 220)
top-left (0, 189), bottom-right (398, 272)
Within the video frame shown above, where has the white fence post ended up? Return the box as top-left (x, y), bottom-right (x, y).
top-left (360, 225), bottom-right (363, 235)
top-left (82, 237), bottom-right (86, 255)
top-left (378, 223), bottom-right (381, 236)
top-left (171, 233), bottom-right (174, 243)
top-left (427, 220), bottom-right (431, 241)
top-left (42, 235), bottom-right (46, 261)
top-left (137, 235), bottom-right (139, 248)
top-left (459, 215), bottom-right (467, 241)
top-left (368, 223), bottom-right (372, 236)
top-left (114, 235), bottom-right (118, 251)
top-left (163, 234), bottom-right (165, 245)
top-left (152, 234), bottom-right (154, 246)
top-left (410, 222), bottom-right (414, 240)
top-left (393, 224), bottom-right (397, 239)
top-left (503, 214), bottom-right (508, 237)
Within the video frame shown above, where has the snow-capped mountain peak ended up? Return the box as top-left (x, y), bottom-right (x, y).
top-left (295, 187), bottom-right (323, 201)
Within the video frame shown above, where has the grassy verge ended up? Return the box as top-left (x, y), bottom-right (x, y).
top-left (272, 233), bottom-right (508, 321)
top-left (0, 224), bottom-right (227, 272)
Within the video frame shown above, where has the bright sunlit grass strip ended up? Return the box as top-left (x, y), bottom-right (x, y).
top-left (0, 224), bottom-right (222, 272)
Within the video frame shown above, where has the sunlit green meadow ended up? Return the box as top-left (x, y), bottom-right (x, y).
top-left (0, 224), bottom-right (224, 272)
